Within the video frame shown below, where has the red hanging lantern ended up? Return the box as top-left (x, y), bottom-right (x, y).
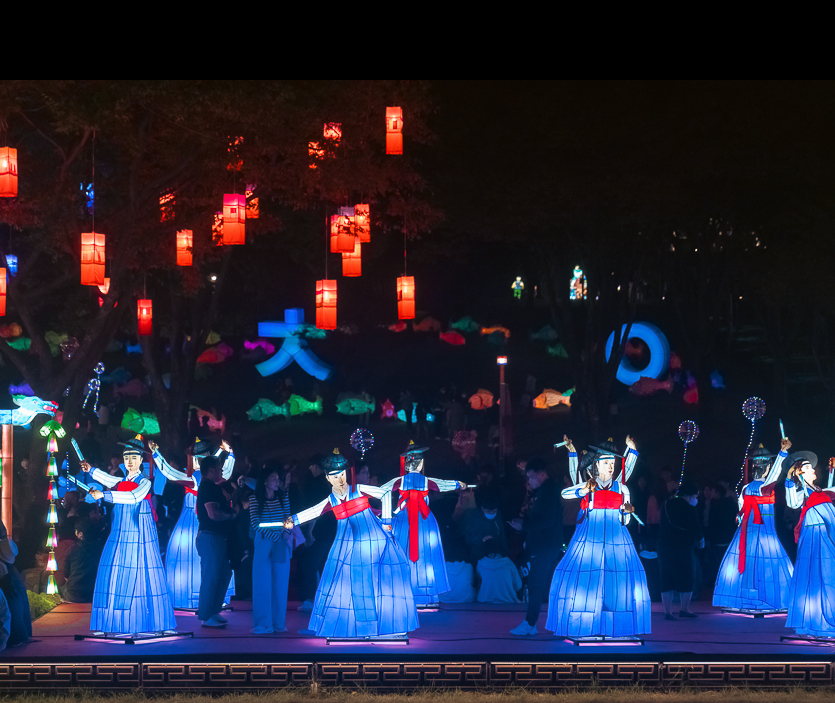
top-left (176, 230), bottom-right (193, 266)
top-left (355, 204), bottom-right (370, 243)
top-left (386, 107), bottom-right (403, 155)
top-left (160, 191), bottom-right (175, 222)
top-left (222, 194), bottom-right (245, 245)
top-left (0, 148), bottom-right (17, 197)
top-left (315, 279), bottom-right (337, 330)
top-left (80, 232), bottom-right (106, 286)
top-left (330, 213), bottom-right (355, 253)
top-left (97, 278), bottom-right (111, 307)
top-left (0, 268), bottom-right (6, 317)
top-left (137, 299), bottom-right (153, 336)
top-left (397, 275), bottom-right (415, 320)
top-left (342, 238), bottom-right (361, 277)
top-left (324, 123), bottom-right (342, 143)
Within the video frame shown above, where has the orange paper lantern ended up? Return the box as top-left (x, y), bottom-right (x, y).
top-left (330, 213), bottom-right (355, 253)
top-left (386, 107), bottom-right (403, 155)
top-left (0, 268), bottom-right (6, 316)
top-left (324, 123), bottom-right (342, 142)
top-left (316, 279), bottom-right (337, 330)
top-left (397, 275), bottom-right (415, 320)
top-left (355, 204), bottom-right (370, 243)
top-left (0, 147), bottom-right (18, 197)
top-left (80, 232), bottom-right (106, 286)
top-left (176, 230), bottom-right (193, 266)
top-left (97, 277), bottom-right (111, 307)
top-left (137, 299), bottom-right (153, 336)
top-left (342, 238), bottom-right (361, 277)
top-left (222, 194), bottom-right (245, 245)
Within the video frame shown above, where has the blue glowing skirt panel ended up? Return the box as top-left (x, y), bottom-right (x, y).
top-left (713, 484), bottom-right (792, 611)
top-left (91, 501), bottom-right (176, 634)
top-left (786, 501), bottom-right (835, 637)
top-left (165, 492), bottom-right (234, 609)
top-left (545, 507), bottom-right (651, 637)
top-left (309, 491), bottom-right (418, 638)
top-left (391, 474), bottom-right (450, 604)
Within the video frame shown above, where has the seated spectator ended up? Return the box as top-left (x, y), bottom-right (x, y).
top-left (0, 519), bottom-right (31, 647)
top-left (61, 520), bottom-right (104, 603)
top-left (476, 554), bottom-right (522, 603)
top-left (0, 587), bottom-right (9, 651)
top-left (463, 490), bottom-right (508, 562)
top-left (439, 542), bottom-right (475, 604)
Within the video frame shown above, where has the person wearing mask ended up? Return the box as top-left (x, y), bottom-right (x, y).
top-left (509, 455), bottom-right (563, 635)
top-left (195, 455), bottom-right (237, 628)
top-left (61, 519), bottom-right (104, 603)
top-left (545, 436), bottom-right (648, 639)
top-left (464, 490), bottom-right (509, 562)
top-left (249, 465), bottom-right (296, 634)
top-left (659, 479), bottom-right (704, 620)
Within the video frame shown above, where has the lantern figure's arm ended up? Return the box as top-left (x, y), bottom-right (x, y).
top-left (359, 484), bottom-right (388, 501)
top-left (622, 448), bottom-right (639, 483)
top-left (426, 477), bottom-right (461, 493)
top-left (785, 479), bottom-right (807, 510)
top-left (292, 497), bottom-right (333, 526)
top-left (764, 450), bottom-right (789, 486)
top-left (378, 478), bottom-right (400, 522)
top-left (562, 481), bottom-right (592, 500)
top-left (0, 535), bottom-right (18, 564)
top-left (619, 484), bottom-right (632, 526)
top-left (88, 467), bottom-right (122, 489)
top-left (152, 449), bottom-right (193, 487)
top-left (568, 451), bottom-right (579, 485)
top-left (737, 489), bottom-right (745, 511)
top-left (104, 478), bottom-right (151, 504)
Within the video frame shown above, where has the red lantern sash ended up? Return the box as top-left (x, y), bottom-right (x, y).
top-left (333, 495), bottom-right (369, 520)
top-left (795, 490), bottom-right (834, 543)
top-left (398, 489), bottom-right (430, 562)
top-left (116, 480), bottom-right (158, 521)
top-left (580, 488), bottom-right (623, 512)
top-left (185, 486), bottom-right (198, 497)
top-left (737, 493), bottom-right (774, 573)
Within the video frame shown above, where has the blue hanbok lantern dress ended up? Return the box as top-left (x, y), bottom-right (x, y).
top-left (713, 449), bottom-right (792, 611)
top-left (785, 461), bottom-right (835, 637)
top-left (546, 447), bottom-right (651, 638)
top-left (152, 446), bottom-right (235, 609)
top-left (88, 467), bottom-right (176, 634)
top-left (291, 483), bottom-right (419, 638)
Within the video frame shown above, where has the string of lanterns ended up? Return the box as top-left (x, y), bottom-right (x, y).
top-left (40, 420), bottom-right (65, 596)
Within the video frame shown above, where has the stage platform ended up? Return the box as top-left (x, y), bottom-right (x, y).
top-left (2, 601), bottom-right (834, 691)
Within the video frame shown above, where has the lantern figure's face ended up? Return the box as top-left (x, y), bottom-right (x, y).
top-left (596, 458), bottom-right (615, 484)
top-left (327, 470), bottom-right (349, 494)
top-left (800, 461), bottom-right (816, 486)
top-left (123, 453), bottom-right (143, 475)
top-left (405, 456), bottom-right (424, 474)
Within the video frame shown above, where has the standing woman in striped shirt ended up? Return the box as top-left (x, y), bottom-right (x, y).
top-left (249, 466), bottom-right (294, 634)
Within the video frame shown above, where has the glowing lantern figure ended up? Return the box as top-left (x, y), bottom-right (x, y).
top-left (222, 194), bottom-right (245, 245)
top-left (80, 232), bottom-right (106, 286)
top-left (316, 279), bottom-right (337, 330)
top-left (0, 268), bottom-right (6, 317)
top-left (5, 255), bottom-right (17, 277)
top-left (397, 276), bottom-right (415, 320)
top-left (570, 266), bottom-right (587, 300)
top-left (137, 299), bottom-right (153, 336)
top-left (0, 147), bottom-right (18, 197)
top-left (330, 213), bottom-right (355, 253)
top-left (386, 107), bottom-right (403, 155)
top-left (512, 276), bottom-right (524, 299)
top-left (176, 230), bottom-right (193, 266)
top-left (160, 192), bottom-right (175, 222)
top-left (355, 204), bottom-right (370, 243)
top-left (342, 238), bottom-right (361, 277)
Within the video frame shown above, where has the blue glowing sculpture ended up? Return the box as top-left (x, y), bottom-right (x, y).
top-left (784, 452), bottom-right (835, 637)
top-left (286, 449), bottom-right (418, 638)
top-left (605, 322), bottom-right (670, 386)
top-left (380, 444), bottom-right (465, 605)
top-left (0, 395), bottom-right (58, 427)
top-left (84, 436), bottom-right (176, 634)
top-left (546, 438), bottom-right (650, 638)
top-left (5, 255), bottom-right (17, 277)
top-left (713, 441), bottom-right (793, 612)
top-left (255, 308), bottom-right (333, 380)
top-left (150, 439), bottom-right (235, 609)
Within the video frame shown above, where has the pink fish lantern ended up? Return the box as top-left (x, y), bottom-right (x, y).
top-left (245, 339), bottom-right (276, 355)
top-left (389, 322), bottom-right (407, 332)
top-left (452, 430), bottom-right (477, 460)
top-left (380, 399), bottom-right (396, 420)
top-left (468, 389), bottom-right (494, 410)
top-left (413, 316), bottom-right (441, 332)
top-left (440, 330), bottom-right (465, 345)
top-left (629, 376), bottom-right (673, 397)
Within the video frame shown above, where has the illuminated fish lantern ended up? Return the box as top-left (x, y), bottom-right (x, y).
top-left (125, 342), bottom-right (143, 354)
top-left (468, 389), bottom-right (494, 410)
top-left (440, 330), bottom-right (466, 345)
top-left (629, 377), bottom-right (674, 397)
top-left (197, 342), bottom-right (233, 365)
top-left (683, 373), bottom-right (699, 404)
top-left (450, 316), bottom-right (481, 333)
top-left (389, 322), bottom-right (407, 332)
top-left (546, 343), bottom-right (569, 358)
top-left (0, 322), bottom-right (22, 338)
top-left (413, 316), bottom-right (441, 332)
top-left (7, 337), bottom-right (31, 351)
top-left (452, 430), bottom-right (477, 460)
top-left (246, 398), bottom-right (288, 421)
top-left (533, 388), bottom-right (574, 409)
top-left (190, 405), bottom-right (226, 433)
top-left (335, 394), bottom-right (375, 416)
top-left (120, 407), bottom-right (161, 435)
top-left (44, 331), bottom-right (68, 357)
top-left (8, 382), bottom-right (34, 396)
top-left (244, 339), bottom-right (276, 355)
top-left (710, 370), bottom-right (725, 389)
top-left (380, 399), bottom-right (396, 420)
top-left (480, 326), bottom-right (511, 339)
top-left (300, 325), bottom-right (328, 339)
top-left (287, 394), bottom-right (323, 416)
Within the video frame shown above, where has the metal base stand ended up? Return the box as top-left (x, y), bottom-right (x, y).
top-left (721, 607), bottom-right (786, 618)
top-left (326, 634), bottom-right (409, 645)
top-left (563, 635), bottom-right (644, 646)
top-left (780, 634), bottom-right (835, 645)
top-left (417, 603), bottom-right (440, 612)
top-left (75, 630), bottom-right (194, 645)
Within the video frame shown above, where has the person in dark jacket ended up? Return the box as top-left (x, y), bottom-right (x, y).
top-left (659, 479), bottom-right (704, 620)
top-left (464, 489), bottom-right (509, 562)
top-left (61, 520), bottom-right (104, 603)
top-left (509, 457), bottom-right (562, 635)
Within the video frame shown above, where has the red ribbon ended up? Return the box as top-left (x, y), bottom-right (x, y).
top-left (185, 486), bottom-right (198, 497)
top-left (332, 495), bottom-right (369, 520)
top-left (737, 493), bottom-right (774, 573)
top-left (399, 489), bottom-right (430, 562)
top-left (795, 491), bottom-right (834, 543)
top-left (580, 488), bottom-right (623, 512)
top-left (117, 480), bottom-right (158, 521)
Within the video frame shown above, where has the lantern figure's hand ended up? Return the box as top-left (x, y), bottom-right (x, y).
top-left (89, 489), bottom-right (104, 500)
top-left (564, 435), bottom-right (575, 453)
top-left (148, 441), bottom-right (159, 452)
top-left (584, 479), bottom-right (598, 493)
top-left (621, 502), bottom-right (635, 514)
top-left (283, 518), bottom-right (294, 530)
top-left (221, 441), bottom-right (232, 453)
top-left (625, 435), bottom-right (636, 451)
top-left (382, 523), bottom-right (392, 532)
top-left (781, 437), bottom-right (792, 453)
top-left (80, 461), bottom-right (92, 473)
